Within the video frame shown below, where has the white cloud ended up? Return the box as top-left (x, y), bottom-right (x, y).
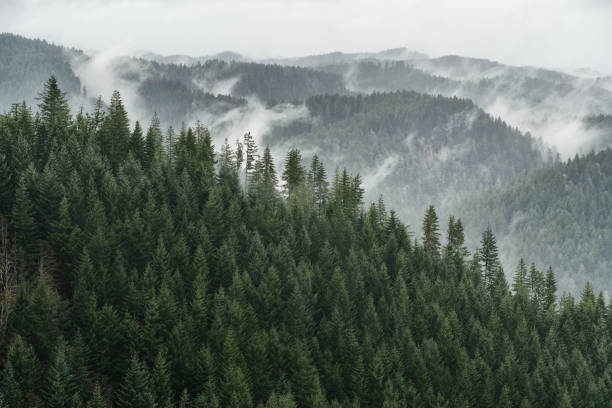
top-left (1, 0), bottom-right (611, 73)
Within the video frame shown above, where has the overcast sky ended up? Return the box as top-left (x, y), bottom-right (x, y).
top-left (2, 0), bottom-right (611, 73)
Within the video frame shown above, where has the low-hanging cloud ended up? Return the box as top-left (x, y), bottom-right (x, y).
top-left (2, 0), bottom-right (612, 74)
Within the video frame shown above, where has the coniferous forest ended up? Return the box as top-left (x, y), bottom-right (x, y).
top-left (0, 76), bottom-right (611, 408)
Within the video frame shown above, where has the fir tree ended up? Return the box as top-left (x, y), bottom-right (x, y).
top-left (99, 90), bottom-right (130, 170)
top-left (282, 149), bottom-right (305, 196)
top-left (35, 75), bottom-right (71, 166)
top-left (480, 226), bottom-right (500, 291)
top-left (44, 339), bottom-right (79, 408)
top-left (544, 267), bottom-right (557, 309)
top-left (11, 176), bottom-right (37, 256)
top-left (422, 205), bottom-right (440, 257)
top-left (115, 355), bottom-right (157, 408)
top-left (86, 384), bottom-right (104, 408)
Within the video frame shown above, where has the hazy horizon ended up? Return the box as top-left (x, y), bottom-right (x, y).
top-left (2, 0), bottom-right (612, 74)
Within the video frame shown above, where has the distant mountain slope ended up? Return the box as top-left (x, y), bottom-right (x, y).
top-left (0, 33), bottom-right (82, 111)
top-left (85, 57), bottom-right (347, 126)
top-left (0, 34), bottom-right (343, 127)
top-left (266, 91), bottom-right (551, 229)
top-left (145, 59), bottom-right (348, 103)
top-left (262, 47), bottom-right (428, 67)
top-left (323, 59), bottom-right (612, 155)
top-left (460, 148), bottom-right (612, 295)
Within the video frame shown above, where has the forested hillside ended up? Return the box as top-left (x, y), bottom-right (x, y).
top-left (0, 33), bottom-right (82, 112)
top-left (0, 34), bottom-right (347, 127)
top-left (459, 148), bottom-right (612, 297)
top-left (322, 59), bottom-right (612, 154)
top-left (266, 91), bottom-right (552, 229)
top-left (0, 77), bottom-right (610, 408)
top-left (148, 60), bottom-right (347, 104)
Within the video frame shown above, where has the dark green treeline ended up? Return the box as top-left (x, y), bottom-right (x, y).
top-left (0, 77), bottom-right (610, 408)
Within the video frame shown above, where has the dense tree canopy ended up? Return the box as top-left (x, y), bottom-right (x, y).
top-left (460, 148), bottom-right (612, 296)
top-left (0, 78), bottom-right (610, 408)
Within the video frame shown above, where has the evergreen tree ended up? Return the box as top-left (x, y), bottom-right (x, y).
top-left (115, 355), bottom-right (157, 408)
top-left (86, 384), bottom-right (104, 408)
top-left (480, 226), bottom-right (500, 291)
top-left (259, 146), bottom-right (277, 186)
top-left (99, 90), bottom-right (130, 170)
top-left (152, 350), bottom-right (173, 407)
top-left (44, 339), bottom-right (79, 408)
top-left (130, 121), bottom-right (145, 162)
top-left (144, 113), bottom-right (163, 168)
top-left (0, 77), bottom-right (607, 408)
top-left (445, 216), bottom-right (468, 262)
top-left (35, 75), bottom-right (71, 167)
top-left (11, 176), bottom-right (37, 256)
top-left (0, 361), bottom-right (22, 407)
top-left (544, 267), bottom-right (557, 309)
top-left (422, 205), bottom-right (440, 257)
top-left (243, 132), bottom-right (258, 191)
top-left (282, 149), bottom-right (305, 196)
top-left (512, 259), bottom-right (528, 295)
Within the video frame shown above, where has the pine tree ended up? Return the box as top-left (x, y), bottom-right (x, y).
top-left (266, 393), bottom-right (297, 408)
top-left (220, 332), bottom-right (252, 408)
top-left (528, 263), bottom-right (544, 306)
top-left (11, 176), bottom-right (37, 257)
top-left (100, 90), bottom-right (130, 170)
top-left (6, 335), bottom-right (40, 397)
top-left (291, 341), bottom-right (326, 408)
top-left (480, 226), bottom-right (500, 290)
top-left (86, 384), bottom-right (104, 408)
top-left (49, 195), bottom-right (73, 266)
top-left (144, 113), bottom-right (163, 169)
top-left (260, 146), bottom-right (277, 186)
top-left (282, 149), bottom-right (305, 196)
top-left (0, 153), bottom-right (13, 214)
top-left (115, 355), bottom-right (157, 408)
top-left (308, 154), bottom-right (328, 208)
top-left (422, 205), bottom-right (440, 257)
top-left (70, 331), bottom-right (91, 402)
top-left (445, 216), bottom-right (468, 261)
top-left (0, 392), bottom-right (8, 408)
top-left (0, 361), bottom-right (22, 407)
top-left (130, 121), bottom-right (145, 162)
top-left (44, 339), bottom-right (79, 408)
top-left (243, 132), bottom-right (258, 191)
top-left (152, 351), bottom-right (173, 407)
top-left (35, 75), bottom-right (71, 167)
top-left (512, 259), bottom-right (528, 295)
top-left (544, 267), bottom-right (557, 309)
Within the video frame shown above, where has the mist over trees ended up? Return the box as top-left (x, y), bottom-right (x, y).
top-left (0, 76), bottom-right (610, 408)
top-left (459, 148), bottom-right (612, 297)
top-left (267, 91), bottom-right (552, 231)
top-left (0, 34), bottom-right (82, 112)
top-left (0, 0), bottom-right (611, 402)
top-left (1, 33), bottom-right (611, 294)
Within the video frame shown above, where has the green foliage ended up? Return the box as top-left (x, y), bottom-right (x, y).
top-left (282, 149), bottom-right (305, 196)
top-left (267, 91), bottom-right (549, 232)
top-left (422, 205), bottom-right (441, 257)
top-left (115, 355), bottom-right (157, 408)
top-left (0, 78), bottom-right (609, 408)
top-left (461, 148), bottom-right (612, 294)
top-left (0, 34), bottom-right (81, 112)
top-left (44, 339), bottom-right (79, 408)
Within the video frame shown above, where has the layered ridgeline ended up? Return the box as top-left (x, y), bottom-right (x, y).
top-left (0, 33), bottom-right (82, 111)
top-left (459, 148), bottom-right (612, 298)
top-left (0, 33), bottom-right (346, 127)
top-left (1, 77), bottom-right (610, 408)
top-left (320, 59), bottom-right (612, 155)
top-left (266, 91), bottom-right (553, 231)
